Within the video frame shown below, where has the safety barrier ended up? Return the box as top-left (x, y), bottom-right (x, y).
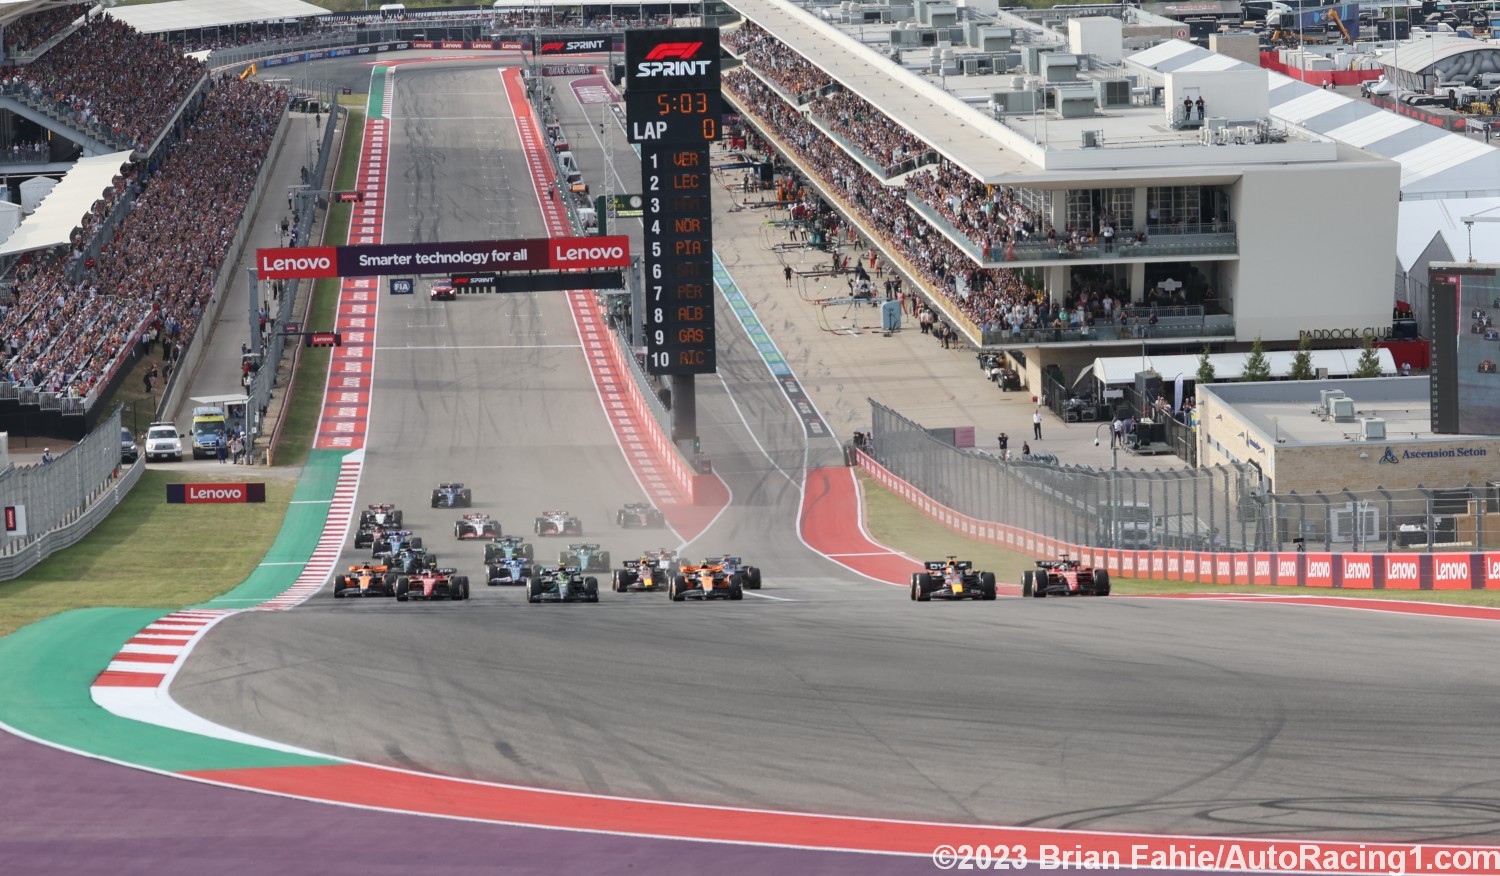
top-left (856, 447), bottom-right (1500, 589)
top-left (0, 408), bottom-right (141, 578)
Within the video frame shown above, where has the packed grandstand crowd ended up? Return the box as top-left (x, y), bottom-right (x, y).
top-left (722, 23), bottom-right (1143, 335)
top-left (1, 17), bottom-right (205, 152)
top-left (0, 57), bottom-right (285, 402)
top-left (1, 3), bottom-right (84, 57)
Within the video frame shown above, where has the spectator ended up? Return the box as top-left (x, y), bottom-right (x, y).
top-left (40, 447), bottom-right (53, 465)
top-left (215, 430), bottom-right (227, 464)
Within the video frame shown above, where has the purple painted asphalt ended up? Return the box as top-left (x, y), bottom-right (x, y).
top-left (0, 732), bottom-right (935, 875)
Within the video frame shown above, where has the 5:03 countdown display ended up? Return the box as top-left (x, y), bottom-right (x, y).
top-left (624, 89), bottom-right (722, 145)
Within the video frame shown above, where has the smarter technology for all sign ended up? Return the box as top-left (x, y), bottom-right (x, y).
top-left (254, 236), bottom-right (631, 280)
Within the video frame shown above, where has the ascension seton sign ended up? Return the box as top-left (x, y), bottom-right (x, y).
top-left (255, 236), bottom-right (631, 280)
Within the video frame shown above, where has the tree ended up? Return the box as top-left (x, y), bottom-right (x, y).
top-left (1242, 336), bottom-right (1272, 382)
top-left (1195, 344), bottom-right (1216, 385)
top-left (1287, 334), bottom-right (1315, 381)
top-left (1353, 335), bottom-right (1383, 378)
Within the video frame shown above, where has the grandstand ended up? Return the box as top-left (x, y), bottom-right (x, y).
top-left (0, 0), bottom-right (288, 437)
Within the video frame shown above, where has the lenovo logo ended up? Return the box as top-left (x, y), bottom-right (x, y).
top-left (1344, 561), bottom-right (1372, 579)
top-left (1254, 559), bottom-right (1269, 577)
top-left (644, 41), bottom-right (703, 60)
top-left (1278, 559), bottom-right (1297, 577)
top-left (257, 246), bottom-right (338, 279)
top-left (1436, 560), bottom-right (1471, 582)
top-left (166, 483), bottom-right (267, 504)
top-left (1388, 560), bottom-right (1418, 580)
top-left (1308, 560), bottom-right (1331, 578)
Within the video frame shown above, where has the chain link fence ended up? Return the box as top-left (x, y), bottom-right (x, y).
top-left (867, 399), bottom-right (1500, 555)
top-left (0, 409), bottom-right (136, 566)
top-left (867, 399), bottom-right (1265, 552)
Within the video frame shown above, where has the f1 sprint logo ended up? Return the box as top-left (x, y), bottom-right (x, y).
top-left (636, 41), bottom-right (711, 77)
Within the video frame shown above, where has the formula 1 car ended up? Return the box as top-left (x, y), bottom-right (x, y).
top-left (353, 523), bottom-right (381, 550)
top-left (396, 567), bottom-right (470, 602)
top-left (669, 560), bottom-right (744, 602)
top-left (333, 563), bottom-right (395, 598)
top-left (526, 565), bottom-right (600, 603)
top-left (534, 509), bottom-right (582, 537)
top-left (455, 513), bottom-right (500, 540)
top-left (616, 502), bottom-right (665, 528)
top-left (612, 549), bottom-right (678, 592)
top-left (431, 482), bottom-right (473, 508)
top-left (484, 535), bottom-right (534, 564)
top-left (358, 503), bottom-right (404, 529)
top-left (371, 529), bottom-right (423, 555)
top-left (911, 558), bottom-right (997, 601)
top-left (1482, 360), bottom-right (1497, 374)
top-left (558, 542), bottom-right (610, 573)
top-left (380, 547), bottom-right (438, 575)
top-left (704, 554), bottom-right (761, 590)
top-left (430, 281), bottom-right (456, 301)
top-left (486, 553), bottom-right (534, 586)
top-left (1023, 554), bottom-right (1110, 597)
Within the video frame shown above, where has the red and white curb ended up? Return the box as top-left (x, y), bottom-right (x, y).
top-left (89, 451), bottom-right (364, 728)
top-left (505, 66), bottom-right (692, 506)
top-left (256, 452), bottom-right (364, 611)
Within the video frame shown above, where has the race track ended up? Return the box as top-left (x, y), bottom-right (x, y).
top-left (171, 58), bottom-right (1500, 845)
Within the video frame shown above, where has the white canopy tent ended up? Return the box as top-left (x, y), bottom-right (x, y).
top-left (0, 201), bottom-right (22, 246)
top-left (105, 0), bottom-right (327, 34)
top-left (1075, 348), bottom-right (1398, 387)
top-left (17, 175), bottom-right (52, 212)
top-left (0, 151), bottom-right (131, 257)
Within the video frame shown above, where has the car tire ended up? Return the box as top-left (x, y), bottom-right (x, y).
top-left (521, 542), bottom-right (533, 560)
top-left (729, 578), bottom-right (743, 600)
top-left (382, 575), bottom-right (396, 597)
top-left (534, 518), bottom-right (544, 535)
top-left (1022, 570), bottom-right (1034, 598)
top-left (455, 523), bottom-right (463, 539)
top-left (1095, 569), bottom-right (1111, 597)
top-left (915, 572), bottom-right (934, 601)
top-left (980, 571), bottom-right (997, 601)
top-left (410, 537), bottom-right (423, 550)
top-left (431, 492), bottom-right (441, 508)
top-left (458, 576), bottom-right (470, 600)
top-left (585, 577), bottom-right (599, 602)
top-left (617, 510), bottom-right (627, 527)
top-left (746, 568), bottom-right (762, 590)
top-left (393, 510), bottom-right (403, 527)
top-left (598, 551), bottom-right (610, 571)
top-left (527, 576), bottom-right (542, 603)
top-left (333, 577), bottom-right (346, 599)
top-left (1034, 574), bottom-right (1047, 598)
top-left (910, 574), bottom-right (921, 601)
top-left (484, 545), bottom-right (496, 564)
top-left (670, 575), bottom-right (686, 602)
top-left (396, 577), bottom-right (409, 602)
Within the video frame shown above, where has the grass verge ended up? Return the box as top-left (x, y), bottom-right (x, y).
top-left (0, 470), bottom-right (293, 638)
top-left (856, 470), bottom-right (1500, 606)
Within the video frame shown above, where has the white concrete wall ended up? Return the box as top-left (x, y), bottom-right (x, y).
top-left (1068, 17), bottom-right (1122, 64)
top-left (1230, 154), bottom-right (1400, 343)
top-left (1165, 69), bottom-right (1271, 121)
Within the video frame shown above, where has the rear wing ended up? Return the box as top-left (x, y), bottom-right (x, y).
top-left (924, 560), bottom-right (972, 571)
top-left (462, 513), bottom-right (489, 521)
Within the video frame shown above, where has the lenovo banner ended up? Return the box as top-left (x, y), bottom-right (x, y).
top-left (256, 236), bottom-right (630, 280)
top-left (167, 483), bottom-right (267, 504)
top-left (536, 35), bottom-right (610, 55)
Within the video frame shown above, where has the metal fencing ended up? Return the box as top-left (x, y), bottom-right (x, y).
top-left (868, 399), bottom-right (1266, 552)
top-left (247, 104), bottom-right (342, 441)
top-left (0, 408), bottom-right (134, 562)
top-left (867, 399), bottom-right (1500, 555)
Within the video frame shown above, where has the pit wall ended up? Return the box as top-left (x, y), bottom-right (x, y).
top-left (592, 310), bottom-right (714, 504)
top-left (855, 449), bottom-right (1500, 589)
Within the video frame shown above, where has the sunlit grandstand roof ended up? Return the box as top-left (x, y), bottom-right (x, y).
top-left (0, 151), bottom-right (132, 257)
top-left (106, 0), bottom-right (327, 34)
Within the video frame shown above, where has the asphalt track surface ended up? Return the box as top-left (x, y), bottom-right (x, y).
top-left (169, 57), bottom-right (1500, 848)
